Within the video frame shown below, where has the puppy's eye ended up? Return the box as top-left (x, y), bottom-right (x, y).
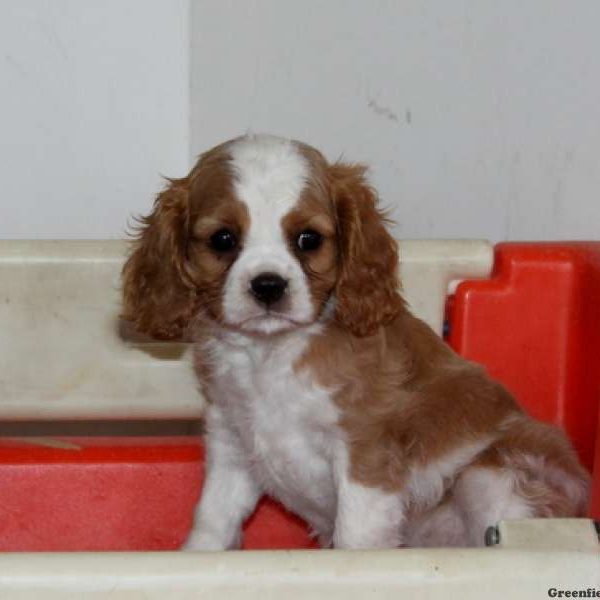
top-left (209, 229), bottom-right (238, 252)
top-left (296, 229), bottom-right (323, 252)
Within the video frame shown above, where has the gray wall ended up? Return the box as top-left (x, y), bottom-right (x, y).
top-left (1, 1), bottom-right (599, 241)
top-left (0, 0), bottom-right (189, 238)
top-left (191, 0), bottom-right (600, 241)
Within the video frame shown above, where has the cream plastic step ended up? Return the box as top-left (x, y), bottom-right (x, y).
top-left (398, 239), bottom-right (492, 333)
top-left (0, 239), bottom-right (492, 420)
top-left (0, 520), bottom-right (596, 599)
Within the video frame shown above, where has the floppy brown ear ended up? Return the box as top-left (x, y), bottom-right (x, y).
top-left (121, 177), bottom-right (197, 339)
top-left (328, 163), bottom-right (404, 337)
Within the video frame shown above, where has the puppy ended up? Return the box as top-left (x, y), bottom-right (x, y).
top-left (122, 134), bottom-right (589, 549)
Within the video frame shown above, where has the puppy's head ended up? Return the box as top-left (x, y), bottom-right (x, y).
top-left (122, 134), bottom-right (402, 339)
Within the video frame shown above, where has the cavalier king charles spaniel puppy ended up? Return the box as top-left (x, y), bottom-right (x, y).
top-left (122, 134), bottom-right (589, 549)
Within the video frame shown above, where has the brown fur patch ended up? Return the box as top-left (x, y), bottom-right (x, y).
top-left (326, 163), bottom-right (405, 336)
top-left (281, 181), bottom-right (338, 316)
top-left (296, 311), bottom-right (590, 514)
top-left (122, 142), bottom-right (248, 338)
top-left (473, 416), bottom-right (591, 516)
top-left (297, 312), bottom-right (521, 491)
top-left (122, 175), bottom-right (196, 339)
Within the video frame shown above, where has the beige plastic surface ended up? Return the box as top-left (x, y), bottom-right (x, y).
top-left (0, 520), bottom-right (596, 599)
top-left (0, 240), bottom-right (199, 420)
top-left (0, 239), bottom-right (492, 419)
top-left (0, 243), bottom-right (597, 596)
top-left (399, 239), bottom-right (493, 334)
top-left (496, 517), bottom-right (599, 552)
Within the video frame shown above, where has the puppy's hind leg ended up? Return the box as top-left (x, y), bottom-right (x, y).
top-left (452, 466), bottom-right (532, 547)
top-left (404, 498), bottom-right (467, 547)
top-left (332, 443), bottom-right (405, 549)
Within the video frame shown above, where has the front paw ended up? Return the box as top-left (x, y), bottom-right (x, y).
top-left (180, 528), bottom-right (241, 551)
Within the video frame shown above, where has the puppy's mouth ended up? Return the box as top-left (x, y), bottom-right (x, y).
top-left (228, 310), bottom-right (312, 334)
top-left (238, 311), bottom-right (307, 327)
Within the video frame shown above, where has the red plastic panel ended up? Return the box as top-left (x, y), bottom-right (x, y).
top-left (449, 242), bottom-right (600, 474)
top-left (0, 437), bottom-right (316, 551)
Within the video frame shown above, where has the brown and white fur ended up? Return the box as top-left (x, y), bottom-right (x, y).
top-left (122, 134), bottom-right (590, 549)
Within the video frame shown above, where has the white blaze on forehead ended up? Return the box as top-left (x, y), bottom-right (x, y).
top-left (221, 134), bottom-right (316, 333)
top-left (229, 134), bottom-right (309, 234)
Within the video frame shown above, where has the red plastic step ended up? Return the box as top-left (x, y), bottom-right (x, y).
top-left (449, 242), bottom-right (600, 473)
top-left (0, 437), bottom-right (316, 551)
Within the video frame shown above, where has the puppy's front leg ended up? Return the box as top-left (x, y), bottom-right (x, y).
top-left (332, 444), bottom-right (405, 549)
top-left (183, 408), bottom-right (261, 551)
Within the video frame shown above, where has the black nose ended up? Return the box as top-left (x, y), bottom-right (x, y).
top-left (250, 273), bottom-right (288, 306)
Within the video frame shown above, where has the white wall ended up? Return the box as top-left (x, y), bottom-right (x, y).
top-left (191, 0), bottom-right (600, 241)
top-left (0, 0), bottom-right (189, 239)
top-left (1, 1), bottom-right (599, 241)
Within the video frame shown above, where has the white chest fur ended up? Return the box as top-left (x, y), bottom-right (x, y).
top-left (201, 327), bottom-right (340, 535)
